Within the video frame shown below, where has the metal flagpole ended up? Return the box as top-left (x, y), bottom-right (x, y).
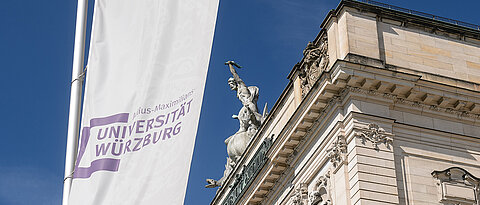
top-left (62, 0), bottom-right (89, 204)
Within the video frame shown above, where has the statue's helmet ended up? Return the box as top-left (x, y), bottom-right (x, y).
top-left (228, 77), bottom-right (237, 90)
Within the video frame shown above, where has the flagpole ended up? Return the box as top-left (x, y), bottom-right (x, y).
top-left (62, 0), bottom-right (89, 204)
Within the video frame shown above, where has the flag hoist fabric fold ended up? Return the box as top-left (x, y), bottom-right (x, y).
top-left (69, 0), bottom-right (218, 204)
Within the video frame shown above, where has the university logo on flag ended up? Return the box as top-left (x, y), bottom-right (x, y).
top-left (74, 91), bottom-right (192, 179)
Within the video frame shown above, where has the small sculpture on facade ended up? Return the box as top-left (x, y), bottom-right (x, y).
top-left (309, 173), bottom-right (332, 205)
top-left (291, 176), bottom-right (332, 205)
top-left (355, 123), bottom-right (393, 150)
top-left (206, 61), bottom-right (265, 188)
top-left (300, 35), bottom-right (329, 98)
top-left (292, 183), bottom-right (309, 205)
top-left (327, 135), bottom-right (347, 168)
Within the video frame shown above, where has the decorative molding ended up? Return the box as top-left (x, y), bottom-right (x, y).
top-left (355, 123), bottom-right (393, 150)
top-left (344, 53), bottom-right (384, 68)
top-left (327, 135), bottom-right (347, 168)
top-left (309, 173), bottom-right (332, 205)
top-left (302, 94), bottom-right (345, 145)
top-left (345, 85), bottom-right (480, 120)
top-left (431, 167), bottom-right (480, 205)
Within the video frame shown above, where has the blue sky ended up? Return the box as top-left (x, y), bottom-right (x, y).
top-left (0, 0), bottom-right (479, 204)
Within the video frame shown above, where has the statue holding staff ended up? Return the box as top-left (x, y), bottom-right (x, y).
top-left (226, 61), bottom-right (263, 133)
top-left (206, 61), bottom-right (265, 188)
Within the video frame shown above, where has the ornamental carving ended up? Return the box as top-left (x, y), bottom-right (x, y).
top-left (300, 35), bottom-right (329, 98)
top-left (327, 135), bottom-right (347, 168)
top-left (291, 183), bottom-right (309, 205)
top-left (432, 167), bottom-right (480, 205)
top-left (355, 123), bottom-right (393, 150)
top-left (309, 173), bottom-right (332, 205)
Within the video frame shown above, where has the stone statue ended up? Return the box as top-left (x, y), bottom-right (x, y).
top-left (226, 61), bottom-right (263, 134)
top-left (206, 61), bottom-right (264, 188)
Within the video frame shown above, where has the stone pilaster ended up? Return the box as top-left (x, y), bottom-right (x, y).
top-left (346, 119), bottom-right (399, 205)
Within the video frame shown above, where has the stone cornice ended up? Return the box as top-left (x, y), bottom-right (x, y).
top-left (330, 58), bottom-right (480, 117)
top-left (343, 53), bottom-right (480, 93)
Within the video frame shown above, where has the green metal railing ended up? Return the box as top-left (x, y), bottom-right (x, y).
top-left (221, 138), bottom-right (273, 205)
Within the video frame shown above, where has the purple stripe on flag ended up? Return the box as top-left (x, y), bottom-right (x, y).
top-left (74, 113), bottom-right (129, 179)
top-left (74, 127), bottom-right (90, 170)
top-left (73, 158), bottom-right (120, 179)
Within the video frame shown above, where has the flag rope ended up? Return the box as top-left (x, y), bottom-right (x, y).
top-left (71, 66), bottom-right (87, 84)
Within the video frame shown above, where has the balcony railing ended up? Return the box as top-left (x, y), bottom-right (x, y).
top-left (353, 0), bottom-right (480, 31)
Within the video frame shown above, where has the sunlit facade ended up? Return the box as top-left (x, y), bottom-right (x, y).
top-left (211, 1), bottom-right (480, 204)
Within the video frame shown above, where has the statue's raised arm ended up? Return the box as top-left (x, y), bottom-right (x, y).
top-left (225, 61), bottom-right (256, 112)
top-left (225, 61), bottom-right (246, 89)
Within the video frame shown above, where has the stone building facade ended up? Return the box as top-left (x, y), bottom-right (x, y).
top-left (211, 0), bottom-right (480, 204)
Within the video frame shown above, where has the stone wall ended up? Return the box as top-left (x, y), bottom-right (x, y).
top-left (326, 6), bottom-right (480, 84)
top-left (381, 22), bottom-right (480, 83)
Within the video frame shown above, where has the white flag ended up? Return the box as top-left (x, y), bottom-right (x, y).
top-left (69, 0), bottom-right (218, 204)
